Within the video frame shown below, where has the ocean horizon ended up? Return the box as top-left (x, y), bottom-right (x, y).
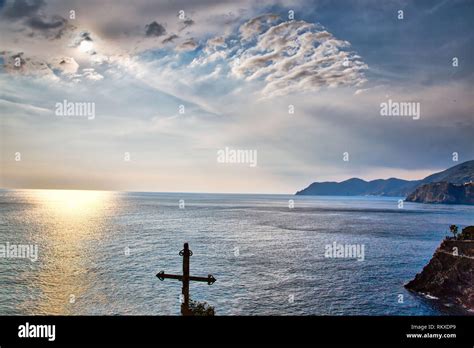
top-left (1, 189), bottom-right (473, 315)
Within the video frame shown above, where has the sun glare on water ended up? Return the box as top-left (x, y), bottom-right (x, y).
top-left (22, 189), bottom-right (115, 314)
top-left (32, 189), bottom-right (112, 218)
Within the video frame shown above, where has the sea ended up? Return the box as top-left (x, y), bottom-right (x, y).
top-left (0, 189), bottom-right (473, 315)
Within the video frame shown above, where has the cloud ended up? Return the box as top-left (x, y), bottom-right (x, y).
top-left (162, 34), bottom-right (179, 44)
top-left (1, 3), bottom-right (368, 100)
top-left (26, 14), bottom-right (66, 30)
top-left (176, 38), bottom-right (198, 51)
top-left (180, 18), bottom-right (194, 31)
top-left (79, 31), bottom-right (93, 42)
top-left (78, 68), bottom-right (104, 81)
top-left (239, 13), bottom-right (279, 41)
top-left (1, 0), bottom-right (44, 19)
top-left (50, 56), bottom-right (79, 75)
top-left (190, 36), bottom-right (228, 66)
top-left (1, 50), bottom-right (104, 83)
top-left (145, 21), bottom-right (166, 37)
top-left (231, 17), bottom-right (368, 98)
top-left (206, 36), bottom-right (227, 50)
top-left (1, 0), bottom-right (68, 38)
top-left (68, 31), bottom-right (102, 56)
top-left (189, 15), bottom-right (368, 98)
top-left (1, 51), bottom-right (57, 79)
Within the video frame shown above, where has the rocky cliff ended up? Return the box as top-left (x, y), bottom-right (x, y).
top-left (405, 226), bottom-right (474, 312)
top-left (405, 182), bottom-right (474, 204)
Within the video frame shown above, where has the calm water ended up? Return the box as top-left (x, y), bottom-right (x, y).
top-left (0, 189), bottom-right (473, 315)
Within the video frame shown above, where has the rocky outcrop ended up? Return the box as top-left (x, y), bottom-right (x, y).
top-left (405, 182), bottom-right (474, 205)
top-left (405, 226), bottom-right (474, 312)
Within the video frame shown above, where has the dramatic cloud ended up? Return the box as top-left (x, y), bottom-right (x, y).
top-left (233, 17), bottom-right (367, 97)
top-left (189, 15), bottom-right (367, 98)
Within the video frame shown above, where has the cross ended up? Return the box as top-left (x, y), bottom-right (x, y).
top-left (156, 242), bottom-right (216, 316)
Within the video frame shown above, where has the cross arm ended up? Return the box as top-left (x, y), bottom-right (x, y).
top-left (156, 271), bottom-right (182, 281)
top-left (190, 275), bottom-right (216, 285)
top-left (156, 271), bottom-right (216, 285)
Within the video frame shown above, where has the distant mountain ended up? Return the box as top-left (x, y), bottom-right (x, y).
top-left (295, 177), bottom-right (419, 197)
top-left (405, 182), bottom-right (474, 204)
top-left (296, 160), bottom-right (474, 197)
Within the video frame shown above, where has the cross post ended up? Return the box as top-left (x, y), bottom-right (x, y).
top-left (181, 242), bottom-right (190, 314)
top-left (156, 242), bottom-right (216, 316)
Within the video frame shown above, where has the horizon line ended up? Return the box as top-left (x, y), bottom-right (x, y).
top-left (1, 159), bottom-right (471, 194)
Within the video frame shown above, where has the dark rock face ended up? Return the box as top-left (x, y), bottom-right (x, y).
top-left (460, 226), bottom-right (474, 240)
top-left (405, 227), bottom-right (474, 312)
top-left (405, 182), bottom-right (474, 205)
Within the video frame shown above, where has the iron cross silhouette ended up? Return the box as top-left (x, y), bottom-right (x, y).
top-left (156, 242), bottom-right (216, 315)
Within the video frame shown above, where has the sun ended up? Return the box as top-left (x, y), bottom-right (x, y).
top-left (78, 40), bottom-right (94, 53)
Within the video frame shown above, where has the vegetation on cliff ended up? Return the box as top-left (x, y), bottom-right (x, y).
top-left (405, 226), bottom-right (474, 312)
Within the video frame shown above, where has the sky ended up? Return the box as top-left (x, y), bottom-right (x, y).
top-left (0, 0), bottom-right (473, 193)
